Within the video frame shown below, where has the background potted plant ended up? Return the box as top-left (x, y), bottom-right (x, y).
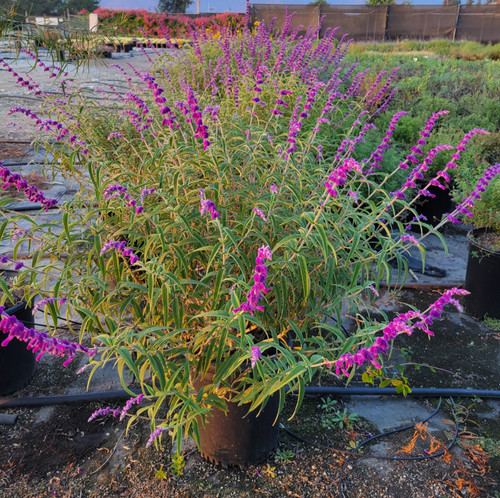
top-left (0, 269), bottom-right (37, 395)
top-left (454, 157), bottom-right (500, 319)
top-left (0, 164), bottom-right (78, 394)
top-left (1, 13), bottom-right (498, 468)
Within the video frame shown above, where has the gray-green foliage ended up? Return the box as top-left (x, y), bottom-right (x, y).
top-left (3, 22), bottom-right (479, 456)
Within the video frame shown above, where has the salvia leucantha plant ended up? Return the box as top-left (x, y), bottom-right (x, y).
top-left (1, 14), bottom-right (498, 458)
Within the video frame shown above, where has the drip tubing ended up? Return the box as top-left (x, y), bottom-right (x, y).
top-left (0, 413), bottom-right (18, 425)
top-left (0, 140), bottom-right (34, 144)
top-left (300, 386), bottom-right (500, 398)
top-left (0, 94), bottom-right (43, 101)
top-left (0, 389), bottom-right (142, 408)
top-left (379, 282), bottom-right (464, 290)
top-left (3, 203), bottom-right (60, 213)
top-left (2, 385), bottom-right (500, 410)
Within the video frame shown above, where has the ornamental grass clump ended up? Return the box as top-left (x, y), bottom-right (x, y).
top-left (1, 14), bottom-right (498, 459)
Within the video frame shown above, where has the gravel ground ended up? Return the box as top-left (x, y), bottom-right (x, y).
top-left (1, 286), bottom-right (499, 497)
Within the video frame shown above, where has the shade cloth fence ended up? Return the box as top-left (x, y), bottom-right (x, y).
top-left (251, 4), bottom-right (500, 44)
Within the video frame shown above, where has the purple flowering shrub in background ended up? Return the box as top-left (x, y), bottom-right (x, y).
top-left (1, 13), bottom-right (499, 456)
top-left (454, 162), bottom-right (500, 232)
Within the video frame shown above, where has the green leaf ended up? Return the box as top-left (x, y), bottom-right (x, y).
top-left (0, 278), bottom-right (14, 304)
top-left (362, 371), bottom-right (373, 384)
top-left (171, 244), bottom-right (189, 278)
top-left (211, 268), bottom-right (224, 308)
top-left (117, 346), bottom-right (140, 379)
top-left (63, 212), bottom-right (71, 242)
top-left (161, 285), bottom-right (170, 326)
top-left (379, 379), bottom-right (392, 388)
top-left (0, 220), bottom-right (8, 241)
top-left (297, 254), bottom-right (310, 305)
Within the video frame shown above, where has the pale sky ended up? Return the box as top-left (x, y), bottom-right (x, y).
top-left (98, 0), bottom-right (443, 14)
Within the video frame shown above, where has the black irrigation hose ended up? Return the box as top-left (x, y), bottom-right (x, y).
top-left (0, 94), bottom-right (43, 101)
top-left (0, 140), bottom-right (34, 144)
top-left (15, 319), bottom-right (72, 330)
top-left (1, 162), bottom-right (62, 167)
top-left (380, 282), bottom-right (464, 290)
top-left (20, 316), bottom-right (82, 328)
top-left (56, 315), bottom-right (82, 326)
top-left (301, 386), bottom-right (500, 398)
top-left (19, 316), bottom-right (83, 328)
top-left (0, 388), bottom-right (142, 408)
top-left (3, 201), bottom-right (61, 212)
top-left (3, 384), bottom-right (499, 410)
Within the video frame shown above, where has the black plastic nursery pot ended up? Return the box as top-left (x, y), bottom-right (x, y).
top-left (415, 182), bottom-right (454, 226)
top-left (192, 365), bottom-right (280, 467)
top-left (464, 227), bottom-right (500, 320)
top-left (0, 300), bottom-right (37, 395)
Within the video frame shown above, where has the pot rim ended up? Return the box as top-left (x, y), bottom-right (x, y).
top-left (467, 227), bottom-right (500, 256)
top-left (4, 300), bottom-right (30, 316)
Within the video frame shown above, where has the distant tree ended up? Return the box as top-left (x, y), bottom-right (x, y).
top-left (61, 0), bottom-right (99, 13)
top-left (365, 0), bottom-right (412, 4)
top-left (157, 0), bottom-right (192, 14)
top-left (308, 0), bottom-right (329, 6)
top-left (365, 0), bottom-right (396, 5)
top-left (8, 0), bottom-right (99, 15)
top-left (9, 0), bottom-right (59, 15)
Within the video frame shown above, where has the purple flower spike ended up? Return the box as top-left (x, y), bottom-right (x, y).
top-left (140, 187), bottom-right (155, 204)
top-left (199, 189), bottom-right (220, 219)
top-left (88, 407), bottom-right (111, 422)
top-left (33, 296), bottom-right (67, 314)
top-left (0, 308), bottom-right (92, 366)
top-left (234, 245), bottom-right (272, 315)
top-left (120, 394), bottom-right (144, 421)
top-left (400, 234), bottom-right (420, 246)
top-left (88, 394), bottom-right (145, 424)
top-left (363, 111), bottom-right (407, 170)
top-left (108, 132), bottom-right (124, 140)
top-left (186, 86), bottom-right (210, 148)
top-left (0, 164), bottom-right (57, 211)
top-left (253, 208), bottom-right (267, 222)
top-left (250, 346), bottom-right (262, 368)
top-left (146, 427), bottom-right (165, 448)
top-left (101, 239), bottom-right (140, 265)
top-left (333, 288), bottom-right (469, 377)
top-left (104, 183), bottom-right (149, 214)
top-left (448, 162), bottom-right (500, 223)
top-left (325, 158), bottom-right (362, 198)
top-left (393, 144), bottom-right (454, 200)
top-left (11, 228), bottom-right (29, 241)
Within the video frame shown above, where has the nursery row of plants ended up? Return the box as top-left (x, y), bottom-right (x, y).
top-left (84, 8), bottom-right (244, 39)
top-left (0, 13), bottom-right (499, 469)
top-left (342, 48), bottom-right (500, 230)
top-left (349, 39), bottom-right (500, 62)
